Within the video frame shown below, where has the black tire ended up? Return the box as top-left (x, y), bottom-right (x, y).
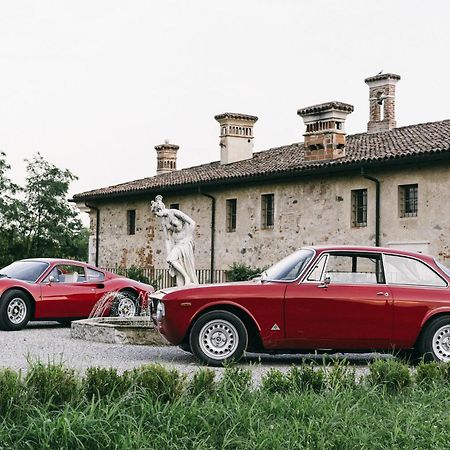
top-left (109, 291), bottom-right (140, 318)
top-left (417, 315), bottom-right (450, 362)
top-left (189, 310), bottom-right (248, 367)
top-left (0, 289), bottom-right (32, 331)
top-left (179, 343), bottom-right (192, 354)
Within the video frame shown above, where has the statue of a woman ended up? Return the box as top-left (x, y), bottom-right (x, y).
top-left (151, 195), bottom-right (198, 286)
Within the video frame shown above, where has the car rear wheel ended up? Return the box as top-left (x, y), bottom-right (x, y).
top-left (0, 290), bottom-right (32, 331)
top-left (417, 316), bottom-right (450, 362)
top-left (189, 310), bottom-right (248, 366)
top-left (110, 291), bottom-right (140, 318)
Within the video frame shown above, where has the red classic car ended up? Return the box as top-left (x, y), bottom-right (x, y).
top-left (0, 258), bottom-right (154, 331)
top-left (152, 246), bottom-right (450, 366)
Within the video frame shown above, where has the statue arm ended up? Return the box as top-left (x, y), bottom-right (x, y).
top-left (172, 210), bottom-right (196, 229)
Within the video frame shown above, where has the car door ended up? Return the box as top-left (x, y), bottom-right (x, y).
top-left (40, 264), bottom-right (97, 318)
top-left (284, 251), bottom-right (393, 349)
top-left (383, 253), bottom-right (450, 348)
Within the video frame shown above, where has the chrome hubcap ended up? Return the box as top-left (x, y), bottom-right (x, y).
top-left (7, 298), bottom-right (27, 324)
top-left (432, 325), bottom-right (450, 361)
top-left (199, 319), bottom-right (238, 360)
top-left (117, 296), bottom-right (136, 317)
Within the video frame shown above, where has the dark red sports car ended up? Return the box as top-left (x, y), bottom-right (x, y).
top-left (152, 246), bottom-right (450, 366)
top-left (0, 258), bottom-right (154, 331)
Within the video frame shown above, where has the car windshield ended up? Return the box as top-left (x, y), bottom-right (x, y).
top-left (0, 261), bottom-right (49, 282)
top-left (262, 249), bottom-right (314, 281)
top-left (435, 259), bottom-right (450, 278)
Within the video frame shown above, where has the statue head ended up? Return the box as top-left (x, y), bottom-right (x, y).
top-left (151, 195), bottom-right (166, 217)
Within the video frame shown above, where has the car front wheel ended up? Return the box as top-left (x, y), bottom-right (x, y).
top-left (417, 316), bottom-right (450, 362)
top-left (189, 310), bottom-right (248, 366)
top-left (0, 290), bottom-right (32, 331)
top-left (110, 291), bottom-right (140, 318)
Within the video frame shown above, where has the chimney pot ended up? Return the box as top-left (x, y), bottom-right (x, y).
top-left (155, 142), bottom-right (179, 175)
top-left (297, 101), bottom-right (353, 162)
top-left (365, 73), bottom-right (400, 133)
top-left (214, 112), bottom-right (258, 164)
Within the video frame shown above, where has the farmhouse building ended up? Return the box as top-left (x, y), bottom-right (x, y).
top-left (74, 73), bottom-right (450, 272)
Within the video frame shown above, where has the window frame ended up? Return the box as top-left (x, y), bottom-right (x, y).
top-left (127, 209), bottom-right (136, 235)
top-left (261, 193), bottom-right (275, 229)
top-left (399, 184), bottom-right (418, 218)
top-left (351, 189), bottom-right (367, 227)
top-left (226, 198), bottom-right (237, 232)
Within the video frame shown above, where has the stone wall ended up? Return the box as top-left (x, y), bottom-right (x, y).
top-left (88, 161), bottom-right (450, 269)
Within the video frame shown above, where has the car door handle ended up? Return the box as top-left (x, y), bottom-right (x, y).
top-left (377, 292), bottom-right (389, 297)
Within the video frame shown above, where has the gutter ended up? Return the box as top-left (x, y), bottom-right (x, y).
top-left (199, 190), bottom-right (216, 281)
top-left (85, 203), bottom-right (100, 267)
top-left (361, 168), bottom-right (380, 247)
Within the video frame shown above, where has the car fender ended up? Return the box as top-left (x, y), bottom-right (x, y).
top-left (187, 300), bottom-right (262, 333)
top-left (420, 306), bottom-right (450, 329)
top-left (0, 285), bottom-right (36, 316)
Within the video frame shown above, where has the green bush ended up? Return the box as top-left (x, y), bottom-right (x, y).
top-left (129, 364), bottom-right (185, 402)
top-left (226, 262), bottom-right (265, 282)
top-left (219, 366), bottom-right (252, 394)
top-left (188, 368), bottom-right (216, 398)
top-left (261, 368), bottom-right (291, 394)
top-left (367, 359), bottom-right (411, 393)
top-left (288, 365), bottom-right (325, 393)
top-left (0, 369), bottom-right (23, 416)
top-left (83, 367), bottom-right (129, 400)
top-left (25, 361), bottom-right (80, 407)
top-left (326, 360), bottom-right (357, 391)
top-left (415, 362), bottom-right (443, 388)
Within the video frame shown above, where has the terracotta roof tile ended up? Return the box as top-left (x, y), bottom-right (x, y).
top-left (74, 120), bottom-right (450, 200)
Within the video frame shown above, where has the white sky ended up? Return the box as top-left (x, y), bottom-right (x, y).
top-left (1, 0), bottom-right (449, 200)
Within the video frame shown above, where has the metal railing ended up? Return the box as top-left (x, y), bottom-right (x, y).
top-left (102, 266), bottom-right (228, 290)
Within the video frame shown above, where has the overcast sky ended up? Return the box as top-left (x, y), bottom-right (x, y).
top-left (1, 0), bottom-right (449, 200)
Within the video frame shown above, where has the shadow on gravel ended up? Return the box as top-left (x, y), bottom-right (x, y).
top-left (243, 352), bottom-right (392, 366)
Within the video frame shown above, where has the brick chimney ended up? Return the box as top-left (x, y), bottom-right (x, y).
top-left (365, 73), bottom-right (401, 134)
top-left (155, 140), bottom-right (179, 175)
top-left (214, 113), bottom-right (258, 165)
top-left (297, 101), bottom-right (354, 162)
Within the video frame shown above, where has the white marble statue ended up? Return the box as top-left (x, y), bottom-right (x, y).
top-left (151, 195), bottom-right (199, 286)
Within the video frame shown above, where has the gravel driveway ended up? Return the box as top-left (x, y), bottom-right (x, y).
top-left (0, 322), bottom-right (390, 383)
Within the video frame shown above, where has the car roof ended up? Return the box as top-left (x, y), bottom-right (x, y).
top-left (19, 258), bottom-right (89, 265)
top-left (305, 245), bottom-right (434, 260)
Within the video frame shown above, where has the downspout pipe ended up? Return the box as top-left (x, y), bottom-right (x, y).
top-left (199, 190), bottom-right (216, 281)
top-left (361, 168), bottom-right (381, 247)
top-left (85, 203), bottom-right (100, 267)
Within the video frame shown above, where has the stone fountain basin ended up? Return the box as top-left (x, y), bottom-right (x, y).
top-left (71, 317), bottom-right (170, 346)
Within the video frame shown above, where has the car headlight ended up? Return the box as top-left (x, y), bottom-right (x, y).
top-left (156, 301), bottom-right (165, 322)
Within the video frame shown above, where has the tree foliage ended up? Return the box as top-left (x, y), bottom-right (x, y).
top-left (0, 152), bottom-right (88, 267)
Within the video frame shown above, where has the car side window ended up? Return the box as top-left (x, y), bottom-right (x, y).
top-left (324, 253), bottom-right (384, 284)
top-left (383, 255), bottom-right (446, 287)
top-left (86, 268), bottom-right (105, 282)
top-left (43, 265), bottom-right (86, 283)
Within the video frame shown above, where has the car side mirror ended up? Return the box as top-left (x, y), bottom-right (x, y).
top-left (48, 275), bottom-right (56, 284)
top-left (318, 276), bottom-right (331, 289)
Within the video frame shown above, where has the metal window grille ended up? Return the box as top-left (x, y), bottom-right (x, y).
top-left (226, 199), bottom-right (237, 232)
top-left (399, 184), bottom-right (418, 217)
top-left (351, 189), bottom-right (367, 227)
top-left (261, 194), bottom-right (274, 229)
top-left (127, 210), bottom-right (136, 235)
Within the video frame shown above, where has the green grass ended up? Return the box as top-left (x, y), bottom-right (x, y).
top-left (0, 360), bottom-right (450, 449)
